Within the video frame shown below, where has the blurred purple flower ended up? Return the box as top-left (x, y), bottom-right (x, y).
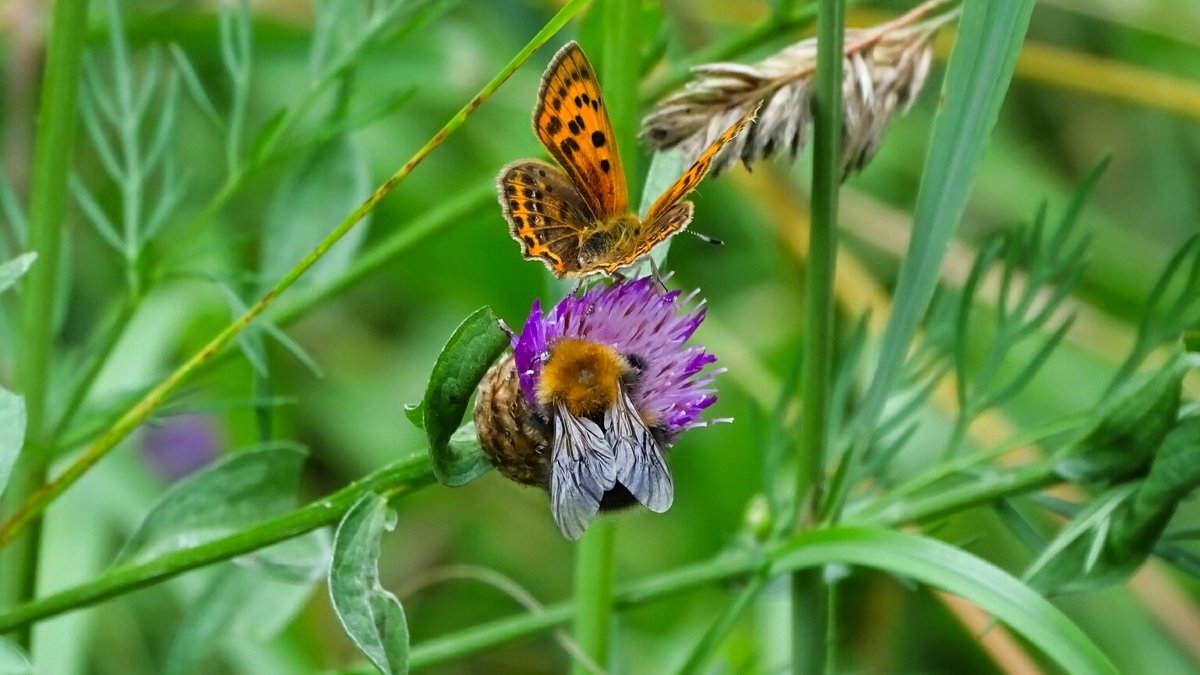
top-left (142, 414), bottom-right (221, 482)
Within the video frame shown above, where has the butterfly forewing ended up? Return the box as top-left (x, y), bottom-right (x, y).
top-left (497, 159), bottom-right (593, 277)
top-left (534, 42), bottom-right (627, 219)
top-left (550, 401), bottom-right (618, 540)
top-left (643, 105), bottom-right (760, 226)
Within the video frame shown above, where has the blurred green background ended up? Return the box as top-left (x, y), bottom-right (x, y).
top-left (3, 0), bottom-right (1200, 673)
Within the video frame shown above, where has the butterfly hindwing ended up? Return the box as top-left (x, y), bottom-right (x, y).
top-left (534, 41), bottom-right (627, 220)
top-left (497, 159), bottom-right (593, 277)
top-left (643, 105), bottom-right (759, 225)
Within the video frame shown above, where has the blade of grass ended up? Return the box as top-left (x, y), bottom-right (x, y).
top-left (823, 0), bottom-right (1037, 522)
top-left (0, 0), bottom-right (590, 551)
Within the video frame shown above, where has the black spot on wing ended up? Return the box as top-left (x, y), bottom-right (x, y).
top-left (591, 131), bottom-right (606, 148)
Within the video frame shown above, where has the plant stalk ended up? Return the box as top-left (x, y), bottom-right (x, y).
top-left (793, 0), bottom-right (843, 673)
top-left (0, 453), bottom-right (434, 633)
top-left (571, 521), bottom-right (615, 675)
top-left (2, 0), bottom-right (91, 650)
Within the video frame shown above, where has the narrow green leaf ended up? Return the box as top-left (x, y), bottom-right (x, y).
top-left (330, 493), bottom-right (408, 675)
top-left (768, 528), bottom-right (1119, 675)
top-left (1023, 484), bottom-right (1138, 594)
top-left (0, 387), bottom-right (25, 499)
top-left (421, 307), bottom-right (508, 486)
top-left (248, 107), bottom-right (289, 167)
top-left (0, 637), bottom-right (33, 675)
top-left (835, 0), bottom-right (1036, 516)
top-left (114, 444), bottom-right (307, 566)
top-left (0, 253), bottom-right (37, 295)
top-left (260, 136), bottom-right (371, 289)
top-left (168, 43), bottom-right (225, 131)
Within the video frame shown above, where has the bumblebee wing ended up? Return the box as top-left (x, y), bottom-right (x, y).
top-left (606, 386), bottom-right (673, 513)
top-left (550, 402), bottom-right (617, 540)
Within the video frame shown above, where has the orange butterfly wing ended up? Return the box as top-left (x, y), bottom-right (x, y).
top-left (643, 105), bottom-right (759, 226)
top-left (533, 42), bottom-right (627, 219)
top-left (497, 159), bottom-right (594, 278)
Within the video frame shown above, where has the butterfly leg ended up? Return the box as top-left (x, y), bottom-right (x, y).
top-left (648, 257), bottom-right (669, 293)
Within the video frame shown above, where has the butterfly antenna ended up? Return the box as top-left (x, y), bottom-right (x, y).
top-left (688, 230), bottom-right (724, 246)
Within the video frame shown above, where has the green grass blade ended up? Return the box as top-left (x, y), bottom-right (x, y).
top-left (826, 0), bottom-right (1037, 521)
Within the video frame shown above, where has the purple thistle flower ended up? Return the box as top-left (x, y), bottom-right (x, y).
top-left (510, 276), bottom-right (723, 444)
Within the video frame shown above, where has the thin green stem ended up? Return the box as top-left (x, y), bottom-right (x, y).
top-left (3, 0), bottom-right (91, 650)
top-left (853, 460), bottom-right (1060, 527)
top-left (0, 454), bottom-right (1064, 643)
top-left (0, 454), bottom-right (435, 633)
top-left (793, 0), bottom-right (842, 673)
top-left (0, 0), bottom-right (589, 551)
top-left (571, 521), bottom-right (615, 675)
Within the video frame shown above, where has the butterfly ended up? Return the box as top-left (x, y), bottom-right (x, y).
top-left (497, 41), bottom-right (756, 279)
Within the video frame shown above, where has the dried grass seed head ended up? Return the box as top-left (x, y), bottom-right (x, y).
top-left (640, 7), bottom-right (954, 178)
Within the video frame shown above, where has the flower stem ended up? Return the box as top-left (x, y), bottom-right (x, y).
top-left (0, 0), bottom-right (589, 552)
top-left (0, 453), bottom-right (435, 633)
top-left (794, 0), bottom-right (843, 673)
top-left (2, 0), bottom-right (91, 650)
top-left (0, 456), bottom-right (1064, 643)
top-left (571, 521), bottom-right (616, 675)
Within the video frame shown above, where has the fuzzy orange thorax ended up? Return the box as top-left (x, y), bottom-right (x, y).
top-left (535, 338), bottom-right (630, 418)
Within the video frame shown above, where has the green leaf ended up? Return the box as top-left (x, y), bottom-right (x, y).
top-left (831, 0), bottom-right (1037, 517)
top-left (330, 492), bottom-right (408, 675)
top-left (114, 443), bottom-right (307, 567)
top-left (421, 307), bottom-right (508, 486)
top-left (0, 637), bottom-right (33, 675)
top-left (163, 531), bottom-right (329, 675)
top-left (0, 386), bottom-right (25, 499)
top-left (0, 252), bottom-right (36, 295)
top-left (769, 528), bottom-right (1118, 675)
top-left (1056, 354), bottom-right (1185, 483)
top-left (260, 135), bottom-right (371, 289)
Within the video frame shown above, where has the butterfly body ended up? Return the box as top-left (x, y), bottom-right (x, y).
top-left (497, 41), bottom-right (755, 279)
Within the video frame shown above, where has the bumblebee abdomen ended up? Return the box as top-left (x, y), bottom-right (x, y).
top-left (475, 354), bottom-right (552, 487)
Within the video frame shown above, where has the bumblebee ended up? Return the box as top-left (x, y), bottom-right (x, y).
top-left (474, 338), bottom-right (673, 539)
